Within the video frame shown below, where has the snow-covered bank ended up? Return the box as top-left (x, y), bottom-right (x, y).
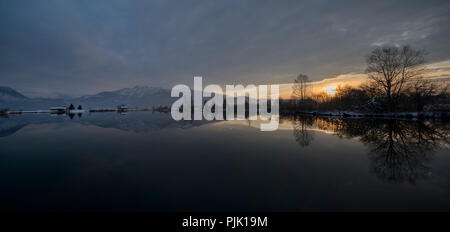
top-left (280, 110), bottom-right (449, 119)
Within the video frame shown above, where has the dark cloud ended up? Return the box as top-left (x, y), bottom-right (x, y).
top-left (1, 0), bottom-right (449, 97)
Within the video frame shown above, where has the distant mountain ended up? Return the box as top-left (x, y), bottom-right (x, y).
top-left (0, 85), bottom-right (174, 110)
top-left (72, 85), bottom-right (173, 109)
top-left (0, 86), bottom-right (28, 102)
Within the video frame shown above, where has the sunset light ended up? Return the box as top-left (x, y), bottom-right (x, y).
top-left (323, 85), bottom-right (337, 95)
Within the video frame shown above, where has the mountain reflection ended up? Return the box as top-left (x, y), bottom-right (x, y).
top-left (290, 116), bottom-right (450, 184)
top-left (0, 112), bottom-right (211, 136)
top-left (1, 112), bottom-right (449, 184)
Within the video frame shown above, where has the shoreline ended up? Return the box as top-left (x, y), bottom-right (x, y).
top-left (2, 108), bottom-right (448, 121)
top-left (1, 107), bottom-right (169, 115)
top-left (280, 110), bottom-right (449, 120)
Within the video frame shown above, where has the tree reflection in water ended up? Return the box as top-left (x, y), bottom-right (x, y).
top-left (292, 115), bottom-right (314, 147)
top-left (289, 116), bottom-right (450, 184)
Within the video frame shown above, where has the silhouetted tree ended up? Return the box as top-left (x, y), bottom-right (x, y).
top-left (68, 104), bottom-right (75, 110)
top-left (77, 105), bottom-right (82, 110)
top-left (365, 45), bottom-right (425, 111)
top-left (292, 73), bottom-right (310, 104)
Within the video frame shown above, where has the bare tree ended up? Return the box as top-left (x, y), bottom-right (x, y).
top-left (365, 45), bottom-right (425, 111)
top-left (292, 73), bottom-right (310, 103)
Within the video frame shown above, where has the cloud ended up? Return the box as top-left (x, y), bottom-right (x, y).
top-left (1, 0), bottom-right (449, 97)
top-left (279, 59), bottom-right (450, 98)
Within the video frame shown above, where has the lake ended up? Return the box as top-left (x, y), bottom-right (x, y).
top-left (0, 112), bottom-right (449, 211)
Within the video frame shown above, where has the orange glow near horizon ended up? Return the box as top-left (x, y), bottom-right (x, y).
top-left (275, 59), bottom-right (450, 99)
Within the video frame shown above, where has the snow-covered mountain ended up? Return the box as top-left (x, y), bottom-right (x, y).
top-left (72, 85), bottom-right (172, 109)
top-left (0, 85), bottom-right (173, 110)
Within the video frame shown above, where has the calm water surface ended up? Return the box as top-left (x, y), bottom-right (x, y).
top-left (0, 112), bottom-right (449, 211)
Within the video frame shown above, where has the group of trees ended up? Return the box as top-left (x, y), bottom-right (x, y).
top-left (288, 45), bottom-right (449, 112)
top-left (68, 104), bottom-right (83, 110)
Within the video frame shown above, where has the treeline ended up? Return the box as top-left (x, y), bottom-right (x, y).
top-left (282, 81), bottom-right (449, 112)
top-left (284, 45), bottom-right (450, 113)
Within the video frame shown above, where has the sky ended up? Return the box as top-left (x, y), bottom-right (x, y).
top-left (1, 0), bottom-right (450, 98)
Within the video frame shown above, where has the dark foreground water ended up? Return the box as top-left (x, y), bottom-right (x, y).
top-left (0, 112), bottom-right (449, 211)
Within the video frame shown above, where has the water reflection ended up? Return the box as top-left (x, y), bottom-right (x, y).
top-left (290, 116), bottom-right (449, 184)
top-left (0, 111), bottom-right (212, 136)
top-left (67, 113), bottom-right (83, 119)
top-left (1, 112), bottom-right (449, 185)
top-left (292, 116), bottom-right (314, 147)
